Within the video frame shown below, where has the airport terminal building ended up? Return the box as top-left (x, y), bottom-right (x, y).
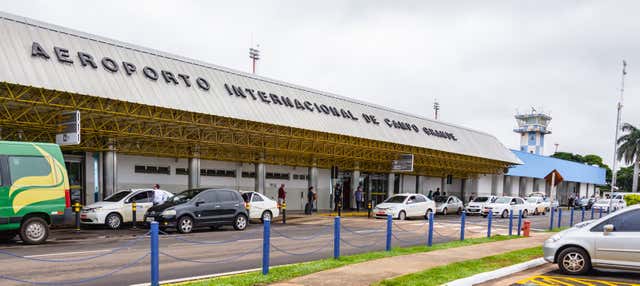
top-left (0, 12), bottom-right (529, 210)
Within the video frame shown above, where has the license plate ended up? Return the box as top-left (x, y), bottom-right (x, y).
top-left (146, 217), bottom-right (155, 222)
top-left (377, 212), bottom-right (385, 216)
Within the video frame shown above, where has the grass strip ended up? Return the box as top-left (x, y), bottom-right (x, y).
top-left (375, 246), bottom-right (543, 286)
top-left (170, 235), bottom-right (520, 286)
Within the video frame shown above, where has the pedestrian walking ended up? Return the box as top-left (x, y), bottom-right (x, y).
top-left (334, 183), bottom-right (342, 212)
top-left (434, 188), bottom-right (441, 198)
top-left (306, 186), bottom-right (315, 215)
top-left (355, 184), bottom-right (363, 212)
top-left (468, 192), bottom-right (475, 203)
top-left (277, 184), bottom-right (286, 209)
top-left (427, 189), bottom-right (433, 199)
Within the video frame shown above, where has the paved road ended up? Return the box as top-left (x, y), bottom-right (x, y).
top-left (481, 263), bottom-right (640, 286)
top-left (0, 210), bottom-right (585, 286)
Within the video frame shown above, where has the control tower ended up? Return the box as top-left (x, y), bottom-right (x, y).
top-left (514, 108), bottom-right (551, 155)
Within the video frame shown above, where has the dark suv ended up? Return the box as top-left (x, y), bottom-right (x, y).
top-left (144, 188), bottom-right (249, 233)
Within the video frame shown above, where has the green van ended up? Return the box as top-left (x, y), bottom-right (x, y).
top-left (0, 141), bottom-right (70, 244)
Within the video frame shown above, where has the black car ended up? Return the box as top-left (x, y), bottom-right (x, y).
top-left (574, 198), bottom-right (596, 210)
top-left (144, 188), bottom-right (249, 233)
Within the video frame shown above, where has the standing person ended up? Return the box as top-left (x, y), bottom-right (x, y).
top-left (152, 184), bottom-right (168, 206)
top-left (334, 183), bottom-right (342, 212)
top-left (434, 188), bottom-right (441, 198)
top-left (306, 186), bottom-right (315, 215)
top-left (427, 189), bottom-right (433, 199)
top-left (277, 184), bottom-right (286, 210)
top-left (468, 192), bottom-right (475, 203)
top-left (355, 184), bottom-right (363, 212)
top-left (312, 187), bottom-right (318, 212)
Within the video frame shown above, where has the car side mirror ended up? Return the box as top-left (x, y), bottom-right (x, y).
top-left (603, 224), bottom-right (614, 235)
top-left (195, 200), bottom-right (205, 207)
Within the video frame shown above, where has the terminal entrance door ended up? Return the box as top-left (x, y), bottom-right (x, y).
top-left (363, 173), bottom-right (388, 207)
top-left (63, 155), bottom-right (85, 205)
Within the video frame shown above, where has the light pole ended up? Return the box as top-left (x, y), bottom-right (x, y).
top-left (249, 46), bottom-right (260, 74)
top-left (433, 100), bottom-right (440, 120)
top-left (610, 60), bottom-right (627, 212)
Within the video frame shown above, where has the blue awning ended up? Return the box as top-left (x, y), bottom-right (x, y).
top-left (506, 150), bottom-right (606, 185)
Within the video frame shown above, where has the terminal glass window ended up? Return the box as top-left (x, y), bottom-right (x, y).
top-left (9, 156), bottom-right (51, 184)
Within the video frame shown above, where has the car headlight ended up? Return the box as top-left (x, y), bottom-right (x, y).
top-left (548, 233), bottom-right (563, 243)
top-left (84, 207), bottom-right (102, 212)
top-left (161, 209), bottom-right (176, 216)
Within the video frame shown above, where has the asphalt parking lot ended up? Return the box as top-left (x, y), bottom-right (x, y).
top-left (480, 263), bottom-right (640, 286)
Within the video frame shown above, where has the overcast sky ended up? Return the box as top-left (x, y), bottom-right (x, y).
top-left (2, 1), bottom-right (638, 168)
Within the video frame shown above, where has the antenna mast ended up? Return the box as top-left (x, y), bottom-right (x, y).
top-left (611, 60), bottom-right (627, 198)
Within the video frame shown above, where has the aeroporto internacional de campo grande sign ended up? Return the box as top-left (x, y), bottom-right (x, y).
top-left (30, 41), bottom-right (458, 142)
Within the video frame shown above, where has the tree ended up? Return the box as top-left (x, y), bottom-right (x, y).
top-left (616, 123), bottom-right (640, 192)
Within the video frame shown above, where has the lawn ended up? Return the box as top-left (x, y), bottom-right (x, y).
top-left (170, 235), bottom-right (520, 286)
top-left (375, 246), bottom-right (543, 286)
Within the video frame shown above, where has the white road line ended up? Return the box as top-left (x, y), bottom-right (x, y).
top-left (25, 249), bottom-right (111, 258)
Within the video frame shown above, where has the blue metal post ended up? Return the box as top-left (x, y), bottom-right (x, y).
top-left (591, 207), bottom-right (595, 219)
top-left (262, 219), bottom-right (271, 275)
top-left (557, 208), bottom-right (563, 228)
top-left (570, 207), bottom-right (574, 226)
top-left (427, 212), bottom-right (434, 246)
top-left (581, 207), bottom-right (585, 222)
top-left (334, 216), bottom-right (340, 259)
top-left (549, 207), bottom-right (555, 231)
top-left (508, 209), bottom-right (513, 236)
top-left (460, 211), bottom-right (466, 241)
top-left (386, 214), bottom-right (392, 251)
top-left (517, 210), bottom-right (523, 236)
top-left (487, 211), bottom-right (493, 238)
top-left (150, 222), bottom-right (159, 286)
top-left (599, 208), bottom-right (603, 218)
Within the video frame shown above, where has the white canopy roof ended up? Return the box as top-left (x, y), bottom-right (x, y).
top-left (0, 11), bottom-right (520, 164)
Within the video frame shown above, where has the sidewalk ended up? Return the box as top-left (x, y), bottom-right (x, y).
top-left (271, 232), bottom-right (552, 286)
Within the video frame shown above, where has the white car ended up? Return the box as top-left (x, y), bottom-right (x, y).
top-left (482, 196), bottom-right (530, 218)
top-left (81, 189), bottom-right (173, 229)
top-left (525, 196), bottom-right (547, 215)
top-left (592, 198), bottom-right (626, 213)
top-left (465, 196), bottom-right (497, 215)
top-left (543, 204), bottom-right (640, 275)
top-left (373, 193), bottom-right (435, 220)
top-left (522, 197), bottom-right (540, 216)
top-left (241, 191), bottom-right (280, 222)
top-left (434, 195), bottom-right (464, 215)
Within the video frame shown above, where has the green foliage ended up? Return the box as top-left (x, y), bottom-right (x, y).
top-left (616, 123), bottom-right (640, 165)
top-left (616, 166), bottom-right (635, 192)
top-left (375, 247), bottom-right (543, 286)
top-left (624, 194), bottom-right (640, 206)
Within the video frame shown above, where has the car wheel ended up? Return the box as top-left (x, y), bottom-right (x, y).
top-left (442, 208), bottom-right (448, 216)
top-left (105, 213), bottom-right (122, 230)
top-left (233, 214), bottom-right (248, 231)
top-left (177, 216), bottom-right (194, 233)
top-left (424, 209), bottom-right (433, 220)
top-left (558, 247), bottom-right (591, 275)
top-left (260, 211), bottom-right (273, 223)
top-left (522, 210), bottom-right (528, 218)
top-left (19, 217), bottom-right (49, 245)
top-left (501, 210), bottom-right (508, 219)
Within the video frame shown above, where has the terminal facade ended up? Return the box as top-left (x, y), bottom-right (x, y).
top-left (0, 12), bottom-right (603, 211)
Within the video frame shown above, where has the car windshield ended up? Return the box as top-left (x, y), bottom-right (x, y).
top-left (494, 197), bottom-right (511, 204)
top-left (526, 198), bottom-right (538, 203)
top-left (434, 196), bottom-right (448, 203)
top-left (384, 196), bottom-right (407, 204)
top-left (172, 189), bottom-right (206, 204)
top-left (103, 190), bottom-right (132, 202)
top-left (472, 197), bottom-right (489, 203)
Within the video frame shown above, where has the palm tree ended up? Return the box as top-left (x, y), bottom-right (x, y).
top-left (617, 123), bottom-right (640, 192)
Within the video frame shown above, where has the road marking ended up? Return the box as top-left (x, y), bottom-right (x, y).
top-left (516, 275), bottom-right (640, 286)
top-left (25, 249), bottom-right (111, 258)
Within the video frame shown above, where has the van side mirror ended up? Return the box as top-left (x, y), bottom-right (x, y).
top-left (603, 224), bottom-right (614, 235)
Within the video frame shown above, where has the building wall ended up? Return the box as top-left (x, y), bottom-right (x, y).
top-left (475, 174), bottom-right (493, 197)
top-left (422, 177), bottom-right (442, 196)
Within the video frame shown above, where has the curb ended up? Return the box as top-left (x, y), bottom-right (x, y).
top-left (444, 258), bottom-right (547, 286)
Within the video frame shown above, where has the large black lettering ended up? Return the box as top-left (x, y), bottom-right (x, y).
top-left (161, 70), bottom-right (178, 85)
top-left (411, 124), bottom-right (419, 132)
top-left (77, 52), bottom-right (97, 68)
top-left (384, 118), bottom-right (393, 127)
top-left (269, 94), bottom-right (283, 105)
top-left (196, 77), bottom-right (210, 91)
top-left (54, 47), bottom-right (73, 64)
top-left (257, 91), bottom-right (270, 103)
top-left (31, 42), bottom-right (50, 59)
top-left (348, 110), bottom-right (359, 121)
top-left (232, 85), bottom-right (246, 98)
top-left (319, 104), bottom-right (330, 114)
top-left (101, 57), bottom-right (119, 72)
top-left (281, 96), bottom-right (294, 108)
top-left (294, 99), bottom-right (306, 110)
top-left (143, 66), bottom-right (159, 81)
top-left (303, 101), bottom-right (314, 111)
top-left (340, 109), bottom-right (351, 119)
top-left (122, 61), bottom-right (137, 75)
top-left (328, 106), bottom-right (340, 117)
top-left (224, 83), bottom-right (234, 95)
top-left (178, 74), bottom-right (191, 87)
top-left (244, 88), bottom-right (258, 100)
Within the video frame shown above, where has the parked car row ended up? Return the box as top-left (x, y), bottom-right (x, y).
top-left (81, 188), bottom-right (281, 233)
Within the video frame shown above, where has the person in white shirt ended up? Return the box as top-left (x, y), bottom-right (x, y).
top-left (152, 184), bottom-right (168, 205)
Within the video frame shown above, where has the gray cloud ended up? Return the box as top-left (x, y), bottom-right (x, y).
top-left (1, 0), bottom-right (638, 168)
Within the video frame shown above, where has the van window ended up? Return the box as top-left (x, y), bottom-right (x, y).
top-left (9, 156), bottom-right (51, 184)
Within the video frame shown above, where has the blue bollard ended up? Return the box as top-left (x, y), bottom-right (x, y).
top-left (508, 209), bottom-right (514, 236)
top-left (581, 207), bottom-right (585, 222)
top-left (150, 222), bottom-right (159, 286)
top-left (570, 208), bottom-right (574, 227)
top-left (517, 210), bottom-right (523, 236)
top-left (262, 219), bottom-right (271, 275)
top-left (557, 208), bottom-right (563, 228)
top-left (591, 207), bottom-right (595, 219)
top-left (427, 212), bottom-right (434, 246)
top-left (599, 207), bottom-right (603, 218)
top-left (334, 216), bottom-right (340, 259)
top-left (460, 211), bottom-right (466, 241)
top-left (386, 214), bottom-right (392, 251)
top-left (549, 207), bottom-right (555, 231)
top-left (487, 211), bottom-right (493, 238)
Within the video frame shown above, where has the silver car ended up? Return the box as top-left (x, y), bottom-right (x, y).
top-left (543, 204), bottom-right (640, 275)
top-left (434, 195), bottom-right (463, 215)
